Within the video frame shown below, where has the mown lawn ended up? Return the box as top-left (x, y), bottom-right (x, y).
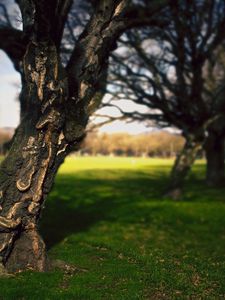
top-left (0, 156), bottom-right (225, 299)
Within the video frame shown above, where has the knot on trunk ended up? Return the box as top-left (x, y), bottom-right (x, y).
top-left (0, 216), bottom-right (21, 232)
top-left (36, 108), bottom-right (62, 130)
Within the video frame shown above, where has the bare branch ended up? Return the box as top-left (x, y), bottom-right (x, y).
top-left (0, 3), bottom-right (12, 27)
top-left (0, 27), bottom-right (26, 71)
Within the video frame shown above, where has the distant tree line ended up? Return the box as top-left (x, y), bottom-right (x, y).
top-left (82, 131), bottom-right (185, 157)
top-left (0, 129), bottom-right (185, 158)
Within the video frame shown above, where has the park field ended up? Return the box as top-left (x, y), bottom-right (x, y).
top-left (0, 156), bottom-right (225, 299)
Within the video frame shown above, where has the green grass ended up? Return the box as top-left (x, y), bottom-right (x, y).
top-left (0, 156), bottom-right (225, 299)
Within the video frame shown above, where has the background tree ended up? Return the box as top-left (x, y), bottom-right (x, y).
top-left (102, 0), bottom-right (225, 197)
top-left (203, 45), bottom-right (225, 186)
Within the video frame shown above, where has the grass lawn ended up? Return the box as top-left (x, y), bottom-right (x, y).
top-left (0, 156), bottom-right (225, 299)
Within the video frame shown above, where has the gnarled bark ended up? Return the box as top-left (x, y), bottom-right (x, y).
top-left (0, 0), bottom-right (171, 274)
top-left (0, 40), bottom-right (72, 272)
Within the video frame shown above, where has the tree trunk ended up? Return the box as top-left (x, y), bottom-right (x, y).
top-left (0, 122), bottom-right (55, 272)
top-left (165, 137), bottom-right (202, 199)
top-left (0, 0), bottom-right (129, 273)
top-left (0, 42), bottom-right (84, 273)
top-left (204, 131), bottom-right (225, 186)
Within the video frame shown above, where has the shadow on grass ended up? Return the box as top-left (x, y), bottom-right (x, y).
top-left (40, 169), bottom-right (169, 249)
top-left (40, 166), bottom-right (225, 250)
top-left (1, 160), bottom-right (225, 299)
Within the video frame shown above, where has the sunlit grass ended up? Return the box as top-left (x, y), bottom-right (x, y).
top-left (59, 156), bottom-right (173, 172)
top-left (0, 156), bottom-right (224, 299)
top-left (60, 156), bottom-right (206, 170)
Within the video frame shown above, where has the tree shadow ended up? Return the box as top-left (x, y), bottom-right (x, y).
top-left (39, 169), bottom-right (169, 249)
top-left (39, 166), bottom-right (225, 250)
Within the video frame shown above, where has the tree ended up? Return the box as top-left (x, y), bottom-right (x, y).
top-left (103, 0), bottom-right (225, 197)
top-left (203, 45), bottom-right (225, 186)
top-left (0, 0), bottom-right (171, 273)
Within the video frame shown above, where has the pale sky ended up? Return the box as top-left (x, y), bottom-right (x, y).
top-left (0, 51), bottom-right (20, 128)
top-left (0, 50), bottom-right (151, 134)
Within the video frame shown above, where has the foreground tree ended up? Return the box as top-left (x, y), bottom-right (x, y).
top-left (0, 0), bottom-right (170, 273)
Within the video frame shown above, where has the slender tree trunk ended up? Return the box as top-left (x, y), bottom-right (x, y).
top-left (165, 137), bottom-right (202, 199)
top-left (204, 131), bottom-right (225, 186)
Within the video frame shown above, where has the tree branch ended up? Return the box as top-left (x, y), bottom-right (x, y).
top-left (0, 27), bottom-right (26, 71)
top-left (122, 0), bottom-right (171, 30)
top-left (0, 3), bottom-right (12, 27)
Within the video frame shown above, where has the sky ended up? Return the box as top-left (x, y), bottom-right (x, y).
top-left (0, 51), bottom-right (20, 128)
top-left (0, 50), bottom-right (152, 134)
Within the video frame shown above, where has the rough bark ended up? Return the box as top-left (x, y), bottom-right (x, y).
top-left (0, 40), bottom-right (72, 272)
top-left (0, 0), bottom-right (114, 273)
top-left (166, 137), bottom-right (202, 199)
top-left (0, 0), bottom-right (105, 274)
top-left (0, 0), bottom-right (171, 274)
top-left (204, 131), bottom-right (225, 186)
